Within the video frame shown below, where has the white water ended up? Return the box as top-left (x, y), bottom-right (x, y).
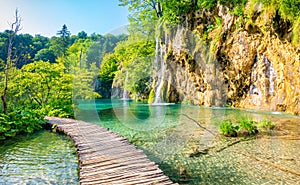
top-left (121, 71), bottom-right (131, 100)
top-left (263, 56), bottom-right (276, 95)
top-left (269, 63), bottom-right (276, 95)
top-left (153, 26), bottom-right (168, 104)
top-left (173, 26), bottom-right (184, 53)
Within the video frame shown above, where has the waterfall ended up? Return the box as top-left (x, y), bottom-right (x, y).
top-left (269, 63), bottom-right (276, 95)
top-left (121, 71), bottom-right (130, 100)
top-left (173, 26), bottom-right (184, 53)
top-left (263, 56), bottom-right (276, 95)
top-left (153, 29), bottom-right (168, 104)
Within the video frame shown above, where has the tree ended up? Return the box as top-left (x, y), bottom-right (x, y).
top-left (119, 0), bottom-right (200, 25)
top-left (86, 34), bottom-right (127, 68)
top-left (110, 34), bottom-right (155, 98)
top-left (9, 61), bottom-right (74, 117)
top-left (98, 53), bottom-right (119, 98)
top-left (0, 32), bottom-right (49, 69)
top-left (55, 24), bottom-right (71, 56)
top-left (119, 0), bottom-right (163, 19)
top-left (57, 24), bottom-right (71, 39)
top-left (1, 9), bottom-right (22, 114)
top-left (34, 48), bottom-right (56, 63)
top-left (77, 31), bottom-right (88, 39)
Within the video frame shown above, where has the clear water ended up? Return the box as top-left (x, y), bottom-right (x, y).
top-left (0, 130), bottom-right (78, 185)
top-left (77, 99), bottom-right (300, 184)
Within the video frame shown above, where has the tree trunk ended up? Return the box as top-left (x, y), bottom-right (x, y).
top-left (1, 9), bottom-right (21, 114)
top-left (157, 2), bottom-right (162, 17)
top-left (1, 81), bottom-right (8, 114)
top-left (193, 0), bottom-right (198, 7)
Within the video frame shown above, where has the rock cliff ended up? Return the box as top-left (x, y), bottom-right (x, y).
top-left (158, 3), bottom-right (300, 115)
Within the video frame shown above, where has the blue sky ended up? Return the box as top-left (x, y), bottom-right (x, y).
top-left (0, 0), bottom-right (129, 37)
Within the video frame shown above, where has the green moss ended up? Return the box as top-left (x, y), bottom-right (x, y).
top-left (148, 89), bottom-right (155, 104)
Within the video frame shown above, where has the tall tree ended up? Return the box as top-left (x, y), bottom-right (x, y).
top-left (119, 0), bottom-right (163, 35)
top-left (57, 24), bottom-right (71, 39)
top-left (56, 24), bottom-right (71, 56)
top-left (1, 9), bottom-right (22, 114)
top-left (119, 0), bottom-right (163, 19)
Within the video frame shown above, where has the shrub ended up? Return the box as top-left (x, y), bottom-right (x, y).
top-left (0, 110), bottom-right (46, 140)
top-left (238, 117), bottom-right (258, 135)
top-left (219, 120), bottom-right (238, 137)
top-left (258, 119), bottom-right (275, 130)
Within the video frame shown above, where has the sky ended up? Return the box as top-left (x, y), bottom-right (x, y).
top-left (0, 0), bottom-right (129, 37)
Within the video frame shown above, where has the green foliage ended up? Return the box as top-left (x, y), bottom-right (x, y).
top-left (99, 53), bottom-right (119, 82)
top-left (119, 0), bottom-right (159, 35)
top-left (278, 0), bottom-right (300, 21)
top-left (181, 99), bottom-right (191, 104)
top-left (112, 34), bottom-right (155, 98)
top-left (86, 34), bottom-right (127, 68)
top-left (231, 4), bottom-right (245, 16)
top-left (98, 53), bottom-right (119, 98)
top-left (218, 116), bottom-right (276, 137)
top-left (0, 31), bottom-right (49, 68)
top-left (209, 16), bottom-right (223, 53)
top-left (292, 17), bottom-right (300, 46)
top-left (119, 0), bottom-right (198, 26)
top-left (163, 0), bottom-right (198, 23)
top-left (253, 0), bottom-right (300, 47)
top-left (148, 89), bottom-right (155, 104)
top-left (8, 61), bottom-right (74, 117)
top-left (0, 22), bottom-right (126, 141)
top-left (57, 24), bottom-right (71, 39)
top-left (0, 110), bottom-right (46, 140)
top-left (219, 120), bottom-right (238, 137)
top-left (238, 117), bottom-right (258, 135)
top-left (0, 57), bottom-right (97, 140)
top-left (258, 118), bottom-right (275, 130)
top-left (198, 0), bottom-right (218, 9)
top-left (34, 48), bottom-right (56, 63)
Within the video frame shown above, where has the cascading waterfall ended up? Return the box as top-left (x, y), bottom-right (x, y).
top-left (153, 25), bottom-right (168, 104)
top-left (269, 63), bottom-right (276, 95)
top-left (173, 25), bottom-right (184, 52)
top-left (121, 71), bottom-right (130, 100)
top-left (263, 56), bottom-right (276, 95)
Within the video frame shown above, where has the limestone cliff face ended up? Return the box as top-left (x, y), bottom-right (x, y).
top-left (162, 3), bottom-right (300, 115)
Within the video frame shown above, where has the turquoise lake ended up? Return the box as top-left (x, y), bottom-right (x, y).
top-left (1, 99), bottom-right (299, 184)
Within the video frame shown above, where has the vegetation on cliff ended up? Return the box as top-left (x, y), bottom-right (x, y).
top-left (114, 0), bottom-right (300, 115)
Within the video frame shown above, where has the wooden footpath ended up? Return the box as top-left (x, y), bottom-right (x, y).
top-left (45, 117), bottom-right (177, 185)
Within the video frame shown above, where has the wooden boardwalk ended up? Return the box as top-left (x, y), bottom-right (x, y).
top-left (45, 117), bottom-right (177, 185)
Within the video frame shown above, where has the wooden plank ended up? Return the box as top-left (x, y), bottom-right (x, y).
top-left (45, 116), bottom-right (177, 185)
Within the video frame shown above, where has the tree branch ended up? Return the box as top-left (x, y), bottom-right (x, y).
top-left (180, 113), bottom-right (216, 136)
top-left (2, 9), bottom-right (22, 114)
